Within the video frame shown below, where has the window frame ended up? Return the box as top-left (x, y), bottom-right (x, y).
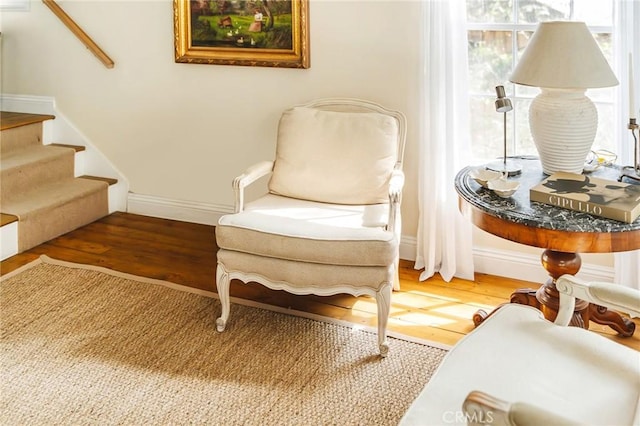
top-left (466, 1), bottom-right (616, 162)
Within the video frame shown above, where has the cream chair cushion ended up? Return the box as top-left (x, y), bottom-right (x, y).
top-left (216, 194), bottom-right (396, 267)
top-left (268, 107), bottom-right (398, 205)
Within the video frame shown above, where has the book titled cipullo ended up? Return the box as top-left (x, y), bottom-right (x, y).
top-left (530, 172), bottom-right (640, 224)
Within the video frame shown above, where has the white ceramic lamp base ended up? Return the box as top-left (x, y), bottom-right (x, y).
top-left (529, 88), bottom-right (598, 175)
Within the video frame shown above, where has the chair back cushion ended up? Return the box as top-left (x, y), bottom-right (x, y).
top-left (268, 107), bottom-right (399, 205)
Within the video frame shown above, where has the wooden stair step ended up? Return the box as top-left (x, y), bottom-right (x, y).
top-left (1, 110), bottom-right (119, 259)
top-left (1, 214), bottom-right (18, 227)
top-left (1, 145), bottom-right (76, 198)
top-left (2, 177), bottom-right (109, 251)
top-left (80, 175), bottom-right (118, 186)
top-left (50, 148), bottom-right (118, 186)
top-left (3, 177), bottom-right (108, 215)
top-left (0, 111), bottom-right (55, 131)
top-left (51, 143), bottom-right (86, 152)
top-left (0, 176), bottom-right (115, 226)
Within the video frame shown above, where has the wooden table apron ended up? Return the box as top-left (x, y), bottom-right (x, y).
top-left (455, 159), bottom-right (640, 336)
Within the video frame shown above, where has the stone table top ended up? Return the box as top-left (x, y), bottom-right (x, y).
top-left (455, 159), bottom-right (640, 235)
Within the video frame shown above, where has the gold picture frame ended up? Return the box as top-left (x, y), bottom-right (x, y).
top-left (174, 0), bottom-right (310, 69)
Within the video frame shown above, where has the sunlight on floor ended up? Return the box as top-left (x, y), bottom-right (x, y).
top-left (351, 299), bottom-right (378, 314)
top-left (431, 303), bottom-right (492, 318)
top-left (403, 290), bottom-right (462, 302)
top-left (391, 292), bottom-right (455, 307)
top-left (389, 312), bottom-right (457, 327)
top-left (330, 283), bottom-right (502, 341)
top-left (350, 292), bottom-right (491, 329)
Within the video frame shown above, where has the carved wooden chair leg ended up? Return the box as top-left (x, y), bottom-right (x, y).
top-left (216, 264), bottom-right (231, 332)
top-left (376, 283), bottom-right (392, 357)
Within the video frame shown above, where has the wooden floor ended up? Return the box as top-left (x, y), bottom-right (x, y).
top-left (2, 211), bottom-right (638, 350)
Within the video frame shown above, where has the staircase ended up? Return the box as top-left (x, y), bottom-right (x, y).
top-left (1, 111), bottom-right (115, 259)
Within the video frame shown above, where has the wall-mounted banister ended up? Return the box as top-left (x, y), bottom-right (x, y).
top-left (42, 0), bottom-right (114, 69)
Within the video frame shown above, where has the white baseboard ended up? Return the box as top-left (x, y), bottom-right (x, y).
top-left (399, 235), bottom-right (417, 262)
top-left (0, 94), bottom-right (56, 115)
top-left (472, 247), bottom-right (614, 283)
top-left (128, 194), bottom-right (615, 283)
top-left (127, 193), bottom-right (233, 226)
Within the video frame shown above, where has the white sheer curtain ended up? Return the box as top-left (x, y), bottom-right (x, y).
top-left (613, 0), bottom-right (640, 289)
top-left (415, 0), bottom-right (474, 282)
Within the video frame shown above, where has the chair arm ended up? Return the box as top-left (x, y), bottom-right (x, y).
top-left (232, 160), bottom-right (274, 212)
top-left (388, 169), bottom-right (405, 203)
top-left (555, 274), bottom-right (640, 326)
top-left (463, 391), bottom-right (579, 426)
top-left (387, 169), bottom-right (405, 233)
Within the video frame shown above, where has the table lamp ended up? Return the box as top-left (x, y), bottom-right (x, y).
top-left (487, 85), bottom-right (522, 176)
top-left (509, 21), bottom-right (619, 175)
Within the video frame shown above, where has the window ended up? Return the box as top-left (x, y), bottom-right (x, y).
top-left (466, 0), bottom-right (615, 162)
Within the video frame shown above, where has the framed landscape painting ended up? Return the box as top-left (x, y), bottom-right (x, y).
top-left (174, 0), bottom-right (310, 68)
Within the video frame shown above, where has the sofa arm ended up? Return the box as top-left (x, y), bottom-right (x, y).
top-left (232, 160), bottom-right (274, 212)
top-left (555, 275), bottom-right (640, 326)
top-left (463, 391), bottom-right (579, 426)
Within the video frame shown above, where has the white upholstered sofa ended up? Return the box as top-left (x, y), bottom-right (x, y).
top-left (400, 275), bottom-right (640, 425)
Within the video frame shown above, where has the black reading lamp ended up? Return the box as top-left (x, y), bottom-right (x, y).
top-left (487, 85), bottom-right (522, 176)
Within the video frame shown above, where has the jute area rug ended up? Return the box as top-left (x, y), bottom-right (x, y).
top-left (1, 256), bottom-right (448, 425)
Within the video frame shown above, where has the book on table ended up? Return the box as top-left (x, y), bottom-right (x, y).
top-left (530, 171), bottom-right (640, 224)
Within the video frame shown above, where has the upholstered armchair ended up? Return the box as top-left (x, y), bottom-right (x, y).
top-left (215, 98), bottom-right (407, 357)
top-left (400, 275), bottom-right (640, 425)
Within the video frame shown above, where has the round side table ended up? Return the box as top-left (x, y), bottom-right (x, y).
top-left (455, 159), bottom-right (640, 336)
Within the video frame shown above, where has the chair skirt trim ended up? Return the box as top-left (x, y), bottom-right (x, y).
top-left (215, 262), bottom-right (392, 357)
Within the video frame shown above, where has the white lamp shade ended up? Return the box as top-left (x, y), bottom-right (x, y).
top-left (510, 21), bottom-right (618, 89)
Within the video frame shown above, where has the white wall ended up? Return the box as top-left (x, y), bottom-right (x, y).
top-left (0, 0), bottom-right (614, 281)
top-left (0, 0), bottom-right (422, 211)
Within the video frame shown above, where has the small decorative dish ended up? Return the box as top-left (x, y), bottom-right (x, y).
top-left (469, 167), bottom-right (502, 188)
top-left (488, 178), bottom-right (520, 198)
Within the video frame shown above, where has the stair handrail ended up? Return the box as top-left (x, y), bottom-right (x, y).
top-left (42, 0), bottom-right (114, 69)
